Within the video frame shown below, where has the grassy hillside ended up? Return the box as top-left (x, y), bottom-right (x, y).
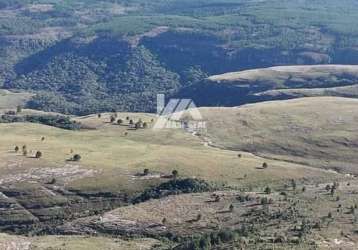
top-left (1, 92), bottom-right (355, 188)
top-left (199, 97), bottom-right (358, 174)
top-left (0, 89), bottom-right (33, 110)
top-left (0, 113), bottom-right (334, 193)
top-left (254, 84), bottom-right (358, 100)
top-left (184, 65), bottom-right (358, 107)
top-left (1, 97), bottom-right (358, 248)
top-left (207, 65), bottom-right (358, 89)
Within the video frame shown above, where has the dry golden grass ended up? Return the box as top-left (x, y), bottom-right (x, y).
top-left (207, 65), bottom-right (358, 85)
top-left (0, 90), bottom-right (33, 110)
top-left (0, 94), bottom-right (350, 193)
top-left (0, 233), bottom-right (161, 250)
top-left (0, 108), bottom-right (336, 193)
top-left (199, 97), bottom-right (358, 174)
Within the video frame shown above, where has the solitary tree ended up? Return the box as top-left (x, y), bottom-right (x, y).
top-left (35, 151), bottom-right (42, 159)
top-left (229, 204), bottom-right (234, 212)
top-left (172, 170), bottom-right (179, 179)
top-left (262, 162), bottom-right (268, 169)
top-left (328, 212), bottom-right (333, 219)
top-left (143, 169), bottom-right (150, 176)
top-left (110, 115), bottom-right (116, 123)
top-left (196, 214), bottom-right (202, 221)
top-left (143, 122), bottom-right (148, 129)
top-left (291, 179), bottom-right (297, 190)
top-left (41, 137), bottom-right (45, 141)
top-left (330, 186), bottom-right (336, 196)
top-left (264, 186), bottom-right (272, 194)
top-left (97, 113), bottom-right (102, 118)
top-left (72, 154), bottom-right (81, 162)
top-left (22, 145), bottom-right (27, 156)
top-left (14, 146), bottom-right (19, 153)
top-left (117, 119), bottom-right (123, 125)
top-left (134, 121), bottom-right (142, 129)
top-left (261, 197), bottom-right (269, 205)
top-left (214, 195), bottom-right (221, 202)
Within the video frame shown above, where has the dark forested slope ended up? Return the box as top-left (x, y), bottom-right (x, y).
top-left (1, 0), bottom-right (358, 114)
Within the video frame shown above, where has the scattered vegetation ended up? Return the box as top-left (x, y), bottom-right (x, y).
top-left (0, 114), bottom-right (81, 130)
top-left (35, 151), bottom-right (42, 159)
top-left (71, 154), bottom-right (82, 162)
top-left (134, 178), bottom-right (213, 203)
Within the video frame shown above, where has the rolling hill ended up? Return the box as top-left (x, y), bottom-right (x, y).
top-left (199, 97), bottom-right (358, 174)
top-left (182, 65), bottom-right (358, 107)
top-left (0, 112), bottom-right (331, 193)
top-left (2, 1), bottom-right (358, 248)
top-left (207, 65), bottom-right (358, 89)
top-left (1, 94), bottom-right (358, 248)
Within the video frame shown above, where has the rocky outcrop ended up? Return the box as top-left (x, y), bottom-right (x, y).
top-left (0, 182), bottom-right (127, 234)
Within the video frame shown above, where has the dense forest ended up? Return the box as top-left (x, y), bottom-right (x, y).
top-left (1, 0), bottom-right (358, 114)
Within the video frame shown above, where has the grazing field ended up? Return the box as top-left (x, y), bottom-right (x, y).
top-left (0, 90), bottom-right (33, 110)
top-left (200, 97), bottom-right (358, 174)
top-left (3, 92), bottom-right (358, 249)
top-left (0, 111), bottom-right (335, 193)
top-left (1, 96), bottom-right (358, 248)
